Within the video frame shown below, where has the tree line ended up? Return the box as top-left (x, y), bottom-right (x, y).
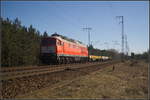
top-left (131, 51), bottom-right (149, 61)
top-left (89, 44), bottom-right (149, 61)
top-left (1, 18), bottom-right (48, 67)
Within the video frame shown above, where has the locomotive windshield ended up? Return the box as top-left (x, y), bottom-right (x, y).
top-left (41, 38), bottom-right (56, 45)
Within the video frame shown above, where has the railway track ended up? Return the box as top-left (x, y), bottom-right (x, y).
top-left (0, 62), bottom-right (94, 73)
top-left (0, 61), bottom-right (119, 81)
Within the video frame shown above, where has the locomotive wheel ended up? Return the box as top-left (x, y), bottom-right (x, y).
top-left (57, 56), bottom-right (61, 64)
top-left (63, 57), bottom-right (66, 64)
top-left (60, 57), bottom-right (63, 64)
top-left (66, 58), bottom-right (69, 64)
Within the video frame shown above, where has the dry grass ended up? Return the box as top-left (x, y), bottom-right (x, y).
top-left (16, 60), bottom-right (148, 99)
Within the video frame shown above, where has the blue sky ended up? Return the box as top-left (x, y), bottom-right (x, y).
top-left (1, 1), bottom-right (149, 54)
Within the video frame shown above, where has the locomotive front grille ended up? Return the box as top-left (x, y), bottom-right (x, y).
top-left (41, 46), bottom-right (56, 53)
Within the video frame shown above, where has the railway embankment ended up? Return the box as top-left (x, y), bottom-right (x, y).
top-left (16, 60), bottom-right (148, 99)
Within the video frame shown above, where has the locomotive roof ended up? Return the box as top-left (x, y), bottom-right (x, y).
top-left (51, 33), bottom-right (87, 47)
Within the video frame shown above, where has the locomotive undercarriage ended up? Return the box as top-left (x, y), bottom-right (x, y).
top-left (40, 53), bottom-right (88, 64)
top-left (57, 56), bottom-right (88, 64)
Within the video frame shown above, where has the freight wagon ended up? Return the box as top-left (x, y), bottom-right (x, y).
top-left (89, 55), bottom-right (111, 62)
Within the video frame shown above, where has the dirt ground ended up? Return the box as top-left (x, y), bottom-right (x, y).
top-left (16, 60), bottom-right (148, 99)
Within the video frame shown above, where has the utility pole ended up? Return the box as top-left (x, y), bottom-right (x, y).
top-left (125, 34), bottom-right (130, 57)
top-left (83, 27), bottom-right (92, 58)
top-left (125, 34), bottom-right (128, 56)
top-left (83, 27), bottom-right (92, 47)
top-left (127, 43), bottom-right (130, 56)
top-left (116, 16), bottom-right (125, 61)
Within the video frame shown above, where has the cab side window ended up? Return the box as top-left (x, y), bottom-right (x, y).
top-left (57, 40), bottom-right (61, 45)
top-left (57, 40), bottom-right (63, 46)
top-left (61, 41), bottom-right (64, 46)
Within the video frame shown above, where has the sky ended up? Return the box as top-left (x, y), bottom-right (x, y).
top-left (1, 1), bottom-right (149, 54)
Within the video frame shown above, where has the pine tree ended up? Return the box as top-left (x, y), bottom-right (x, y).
top-left (43, 31), bottom-right (48, 37)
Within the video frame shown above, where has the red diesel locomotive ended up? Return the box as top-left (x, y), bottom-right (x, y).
top-left (40, 34), bottom-right (88, 64)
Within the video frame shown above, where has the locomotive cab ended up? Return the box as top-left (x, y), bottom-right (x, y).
top-left (40, 37), bottom-right (57, 64)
